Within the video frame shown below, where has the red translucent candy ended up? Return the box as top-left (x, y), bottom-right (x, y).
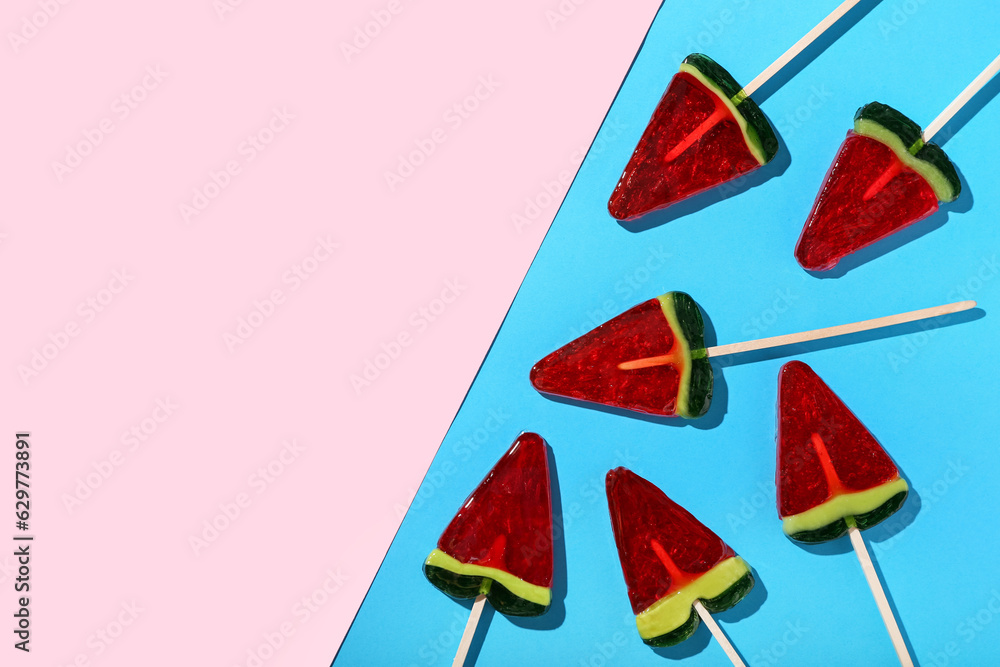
top-left (530, 298), bottom-right (682, 416)
top-left (606, 467), bottom-right (736, 614)
top-left (608, 71), bottom-right (761, 221)
top-left (437, 433), bottom-right (553, 588)
top-left (795, 131), bottom-right (939, 271)
top-left (776, 361), bottom-right (900, 518)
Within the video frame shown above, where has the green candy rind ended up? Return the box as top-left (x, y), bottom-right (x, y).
top-left (702, 570), bottom-right (756, 613)
top-left (423, 564), bottom-right (549, 617)
top-left (787, 491), bottom-right (908, 544)
top-left (681, 53), bottom-right (779, 164)
top-left (853, 102), bottom-right (961, 202)
top-left (854, 491), bottom-right (908, 530)
top-left (642, 571), bottom-right (756, 648)
top-left (423, 563), bottom-right (483, 598)
top-left (667, 292), bottom-right (713, 419)
top-left (483, 579), bottom-right (547, 617)
top-left (643, 609), bottom-right (700, 648)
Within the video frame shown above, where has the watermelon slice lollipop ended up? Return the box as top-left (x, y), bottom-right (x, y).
top-left (606, 467), bottom-right (754, 648)
top-left (776, 361), bottom-right (907, 542)
top-left (775, 361), bottom-right (916, 666)
top-left (796, 52), bottom-right (1000, 270)
top-left (607, 0), bottom-right (879, 223)
top-left (423, 432), bottom-right (554, 617)
top-left (794, 103), bottom-right (961, 271)
top-left (607, 53), bottom-right (778, 221)
top-left (530, 291), bottom-right (713, 419)
top-left (531, 291), bottom-right (972, 420)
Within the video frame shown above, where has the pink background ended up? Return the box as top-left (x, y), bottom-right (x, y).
top-left (2, 1), bottom-right (659, 664)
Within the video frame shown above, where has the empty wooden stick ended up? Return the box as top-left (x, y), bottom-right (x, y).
top-left (705, 300), bottom-right (974, 358)
top-left (923, 52), bottom-right (1000, 142)
top-left (619, 300), bottom-right (974, 371)
top-left (694, 600), bottom-right (747, 667)
top-left (743, 0), bottom-right (865, 96)
top-left (848, 526), bottom-right (914, 667)
top-left (452, 594), bottom-right (487, 667)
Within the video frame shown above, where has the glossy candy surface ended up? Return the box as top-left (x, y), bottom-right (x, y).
top-left (777, 361), bottom-right (908, 542)
top-left (795, 132), bottom-right (938, 270)
top-left (796, 102), bottom-right (961, 271)
top-left (423, 433), bottom-right (554, 616)
top-left (608, 54), bottom-right (777, 221)
top-left (606, 468), bottom-right (753, 646)
top-left (530, 292), bottom-right (712, 418)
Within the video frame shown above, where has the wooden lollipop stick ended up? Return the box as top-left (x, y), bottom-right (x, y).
top-left (848, 526), bottom-right (914, 667)
top-left (923, 52), bottom-right (1000, 142)
top-left (693, 600), bottom-right (747, 667)
top-left (742, 0), bottom-right (865, 96)
top-left (452, 595), bottom-right (487, 667)
top-left (705, 299), bottom-right (975, 358)
top-left (620, 300), bottom-right (974, 370)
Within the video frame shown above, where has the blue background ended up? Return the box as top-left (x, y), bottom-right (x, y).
top-left (337, 1), bottom-right (1000, 665)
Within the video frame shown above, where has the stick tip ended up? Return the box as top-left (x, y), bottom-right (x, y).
top-left (951, 299), bottom-right (977, 312)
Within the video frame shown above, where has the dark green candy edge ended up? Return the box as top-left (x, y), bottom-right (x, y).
top-left (641, 571), bottom-right (755, 648)
top-left (855, 102), bottom-right (961, 201)
top-left (682, 53), bottom-right (779, 164)
top-left (787, 491), bottom-right (908, 544)
top-left (670, 291), bottom-right (713, 418)
top-left (423, 564), bottom-right (548, 617)
top-left (642, 610), bottom-right (699, 648)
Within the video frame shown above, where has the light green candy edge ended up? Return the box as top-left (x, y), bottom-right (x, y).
top-left (656, 293), bottom-right (694, 419)
top-left (424, 548), bottom-right (552, 607)
top-left (854, 118), bottom-right (957, 202)
top-left (781, 477), bottom-right (909, 536)
top-left (677, 64), bottom-right (768, 166)
top-left (636, 556), bottom-right (751, 640)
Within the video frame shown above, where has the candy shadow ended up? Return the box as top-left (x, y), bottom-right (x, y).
top-left (507, 445), bottom-right (567, 631)
top-left (617, 118), bottom-right (790, 234)
top-left (716, 306), bottom-right (984, 368)
top-left (805, 166), bottom-right (975, 279)
top-left (534, 308), bottom-right (729, 431)
top-left (749, 0), bottom-right (884, 106)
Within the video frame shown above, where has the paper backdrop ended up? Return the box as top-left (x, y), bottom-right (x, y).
top-left (1, 0), bottom-right (659, 665)
top-left (335, 1), bottom-right (1000, 665)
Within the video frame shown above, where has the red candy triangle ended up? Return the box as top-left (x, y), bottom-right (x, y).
top-left (530, 298), bottom-right (684, 416)
top-left (606, 467), bottom-right (736, 614)
top-left (776, 361), bottom-right (901, 519)
top-left (437, 433), bottom-right (553, 588)
top-left (795, 132), bottom-right (939, 271)
top-left (608, 70), bottom-right (763, 221)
